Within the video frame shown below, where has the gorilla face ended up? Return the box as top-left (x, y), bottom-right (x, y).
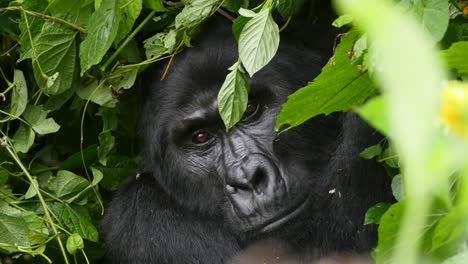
top-left (141, 17), bottom-right (340, 234)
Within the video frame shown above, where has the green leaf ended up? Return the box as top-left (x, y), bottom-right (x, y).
top-left (90, 167), bottom-right (104, 186)
top-left (143, 32), bottom-right (169, 59)
top-left (238, 8), bottom-right (279, 77)
top-left (276, 31), bottom-right (375, 131)
top-left (441, 250), bottom-right (468, 264)
top-left (114, 0), bottom-right (142, 44)
top-left (401, 0), bottom-right (449, 42)
top-left (222, 0), bottom-right (249, 13)
top-left (98, 130), bottom-right (115, 165)
top-left (31, 22), bottom-right (77, 95)
top-left (143, 0), bottom-right (167, 11)
top-left (60, 204), bottom-right (99, 242)
top-left (364, 202), bottom-right (391, 225)
top-left (218, 61), bottom-right (249, 130)
top-left (372, 201), bottom-right (405, 263)
top-left (0, 213), bottom-right (30, 253)
top-left (48, 0), bottom-right (93, 26)
top-left (108, 68), bottom-right (138, 90)
top-left (18, 0), bottom-right (48, 62)
top-left (356, 95), bottom-right (389, 135)
top-left (359, 143), bottom-right (382, 159)
top-left (24, 177), bottom-right (39, 199)
top-left (48, 170), bottom-right (89, 198)
top-left (76, 80), bottom-right (117, 107)
top-left (23, 105), bottom-right (60, 135)
top-left (22, 211), bottom-right (48, 245)
top-left (441, 41), bottom-right (468, 75)
top-left (10, 69), bottom-right (28, 117)
top-left (12, 123), bottom-right (35, 154)
top-left (391, 174), bottom-right (405, 201)
top-left (60, 145), bottom-right (98, 170)
top-left (79, 0), bottom-right (121, 75)
top-left (431, 207), bottom-right (468, 256)
top-left (66, 233), bottom-right (84, 255)
top-left (332, 14), bottom-right (354, 28)
top-left (276, 0), bottom-right (306, 18)
top-left (97, 157), bottom-right (139, 191)
top-left (232, 16), bottom-right (250, 41)
top-left (175, 0), bottom-right (220, 29)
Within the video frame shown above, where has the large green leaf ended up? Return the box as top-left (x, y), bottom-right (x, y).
top-left (114, 0), bottom-right (143, 44)
top-left (175, 0), bottom-right (220, 29)
top-left (275, 31), bottom-right (375, 131)
top-left (79, 0), bottom-right (121, 75)
top-left (400, 0), bottom-right (449, 41)
top-left (0, 213), bottom-right (30, 254)
top-left (32, 22), bottom-right (77, 95)
top-left (48, 0), bottom-right (93, 27)
top-left (218, 61), bottom-right (249, 130)
top-left (18, 0), bottom-right (48, 62)
top-left (441, 41), bottom-right (468, 75)
top-left (238, 8), bottom-right (279, 77)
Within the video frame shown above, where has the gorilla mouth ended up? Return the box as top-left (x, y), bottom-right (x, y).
top-left (257, 195), bottom-right (310, 233)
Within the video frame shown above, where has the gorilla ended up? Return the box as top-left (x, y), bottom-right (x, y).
top-left (101, 15), bottom-right (392, 263)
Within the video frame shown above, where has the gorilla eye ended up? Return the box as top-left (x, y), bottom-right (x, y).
top-left (244, 103), bottom-right (258, 117)
top-left (192, 130), bottom-right (211, 144)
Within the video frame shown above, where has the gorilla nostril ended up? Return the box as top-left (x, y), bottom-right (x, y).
top-left (251, 168), bottom-right (268, 194)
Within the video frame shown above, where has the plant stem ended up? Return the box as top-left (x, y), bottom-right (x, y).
top-left (101, 10), bottom-right (157, 72)
top-left (1, 137), bottom-right (70, 264)
top-left (0, 7), bottom-right (85, 32)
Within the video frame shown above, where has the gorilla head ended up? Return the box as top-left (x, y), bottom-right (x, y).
top-left (141, 17), bottom-right (341, 233)
top-left (102, 15), bottom-right (392, 263)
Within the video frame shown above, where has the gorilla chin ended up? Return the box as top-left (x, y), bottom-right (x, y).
top-left (100, 15), bottom-right (393, 264)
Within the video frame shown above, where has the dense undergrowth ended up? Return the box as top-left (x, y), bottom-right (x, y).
top-left (0, 0), bottom-right (468, 263)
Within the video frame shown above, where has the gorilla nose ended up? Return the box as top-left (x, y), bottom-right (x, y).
top-left (224, 155), bottom-right (286, 216)
top-left (226, 167), bottom-right (268, 194)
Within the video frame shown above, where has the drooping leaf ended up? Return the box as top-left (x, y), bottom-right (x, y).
top-left (79, 0), bottom-right (121, 75)
top-left (31, 22), bottom-right (77, 95)
top-left (12, 124), bottom-right (35, 154)
top-left (175, 0), bottom-right (220, 29)
top-left (238, 8), bottom-right (279, 77)
top-left (22, 105), bottom-right (60, 135)
top-left (276, 31), bottom-right (375, 131)
top-left (441, 41), bottom-right (468, 75)
top-left (98, 130), bottom-right (115, 165)
top-left (10, 69), bottom-right (28, 117)
top-left (218, 61), bottom-right (249, 130)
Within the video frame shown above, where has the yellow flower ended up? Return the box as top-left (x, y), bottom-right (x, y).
top-left (440, 81), bottom-right (468, 137)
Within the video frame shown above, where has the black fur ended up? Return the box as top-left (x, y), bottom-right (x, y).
top-left (100, 16), bottom-right (392, 263)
